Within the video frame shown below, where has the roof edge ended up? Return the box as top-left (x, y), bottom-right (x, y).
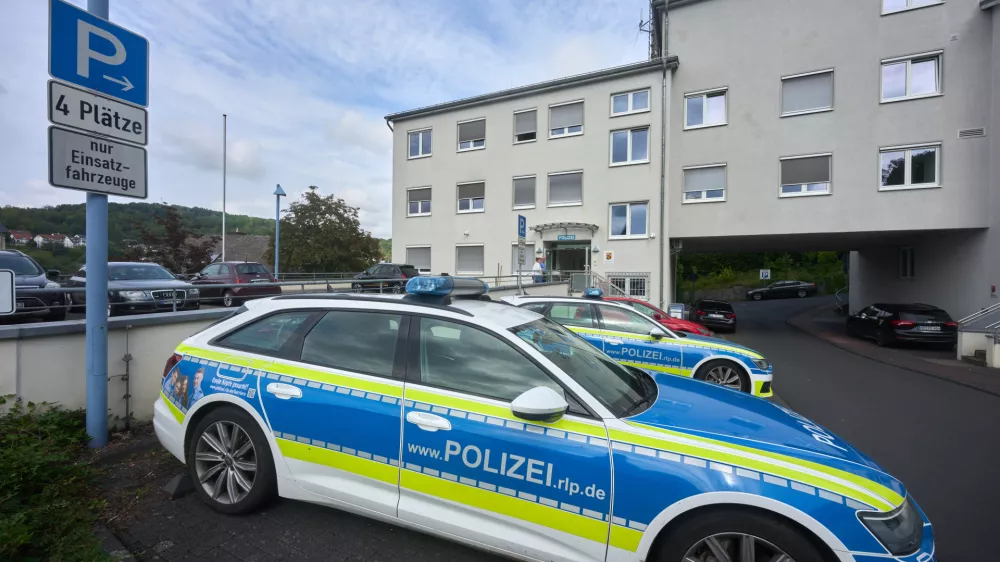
top-left (385, 56), bottom-right (678, 123)
top-left (982, 0), bottom-right (999, 9)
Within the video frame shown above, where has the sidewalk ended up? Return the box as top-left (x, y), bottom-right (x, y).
top-left (787, 304), bottom-right (1000, 398)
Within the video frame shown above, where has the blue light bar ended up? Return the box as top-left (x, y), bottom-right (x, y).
top-left (405, 276), bottom-right (489, 297)
top-left (583, 288), bottom-right (604, 299)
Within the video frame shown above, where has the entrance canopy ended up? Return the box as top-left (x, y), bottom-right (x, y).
top-left (531, 222), bottom-right (599, 236)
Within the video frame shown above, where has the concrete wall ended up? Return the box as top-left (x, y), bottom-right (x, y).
top-left (0, 283), bottom-right (570, 420)
top-left (391, 67), bottom-right (671, 305)
top-left (667, 0), bottom-right (994, 239)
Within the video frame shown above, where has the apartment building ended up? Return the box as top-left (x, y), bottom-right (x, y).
top-left (386, 59), bottom-right (678, 305)
top-left (651, 0), bottom-right (1000, 317)
top-left (388, 0), bottom-right (1000, 316)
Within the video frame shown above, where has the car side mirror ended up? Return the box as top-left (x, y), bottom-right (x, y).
top-left (46, 269), bottom-right (60, 279)
top-left (649, 327), bottom-right (666, 339)
top-left (510, 387), bottom-right (568, 423)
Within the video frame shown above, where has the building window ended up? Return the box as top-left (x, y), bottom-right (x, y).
top-left (457, 119), bottom-right (486, 151)
top-left (549, 101), bottom-right (584, 138)
top-left (407, 187), bottom-right (431, 216)
top-left (609, 202), bottom-right (649, 239)
top-left (457, 182), bottom-right (485, 213)
top-left (408, 129), bottom-right (432, 158)
top-left (682, 165), bottom-right (726, 203)
top-left (781, 70), bottom-right (834, 116)
top-left (882, 0), bottom-right (942, 15)
top-left (511, 242), bottom-right (535, 275)
top-left (514, 109), bottom-right (537, 143)
top-left (880, 144), bottom-right (940, 191)
top-left (881, 52), bottom-right (941, 102)
top-left (898, 247), bottom-right (915, 279)
top-left (456, 245), bottom-right (485, 275)
top-left (513, 176), bottom-right (536, 209)
top-left (685, 88), bottom-right (727, 129)
top-left (610, 127), bottom-right (650, 166)
top-left (780, 154), bottom-right (832, 197)
top-left (548, 171), bottom-right (583, 206)
top-left (611, 89), bottom-right (650, 116)
top-left (406, 246), bottom-right (431, 273)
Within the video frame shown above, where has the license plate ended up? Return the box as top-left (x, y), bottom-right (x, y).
top-left (159, 299), bottom-right (175, 305)
top-left (920, 326), bottom-right (941, 332)
top-left (16, 302), bottom-right (24, 309)
top-left (251, 279), bottom-right (267, 283)
top-left (708, 313), bottom-right (724, 319)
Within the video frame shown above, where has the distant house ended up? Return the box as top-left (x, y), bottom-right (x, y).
top-left (71, 234), bottom-right (86, 246)
top-left (9, 230), bottom-right (32, 246)
top-left (34, 234), bottom-right (73, 248)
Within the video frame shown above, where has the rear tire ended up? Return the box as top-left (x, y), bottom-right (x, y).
top-left (876, 331), bottom-right (891, 348)
top-left (752, 293), bottom-right (762, 301)
top-left (352, 283), bottom-right (363, 293)
top-left (222, 290), bottom-right (237, 308)
top-left (694, 360), bottom-right (748, 393)
top-left (652, 508), bottom-right (832, 562)
top-left (797, 289), bottom-right (807, 298)
top-left (45, 306), bottom-right (67, 322)
top-left (187, 406), bottom-right (276, 515)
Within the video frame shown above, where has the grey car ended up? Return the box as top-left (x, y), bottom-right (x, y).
top-left (67, 262), bottom-right (201, 316)
top-left (746, 280), bottom-right (817, 301)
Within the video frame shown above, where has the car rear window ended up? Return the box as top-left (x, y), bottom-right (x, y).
top-left (236, 263), bottom-right (270, 275)
top-left (900, 310), bottom-right (952, 323)
top-left (699, 301), bottom-right (733, 312)
top-left (400, 266), bottom-right (420, 277)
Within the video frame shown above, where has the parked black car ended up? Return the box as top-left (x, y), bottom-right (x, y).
top-left (746, 280), bottom-right (817, 301)
top-left (692, 299), bottom-right (738, 333)
top-left (846, 303), bottom-right (957, 348)
top-left (67, 262), bottom-right (201, 316)
top-left (352, 263), bottom-right (420, 293)
top-left (0, 249), bottom-right (67, 321)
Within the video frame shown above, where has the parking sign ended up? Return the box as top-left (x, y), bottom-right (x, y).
top-left (760, 269), bottom-right (771, 280)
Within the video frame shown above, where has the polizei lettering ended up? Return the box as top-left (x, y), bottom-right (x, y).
top-left (63, 140), bottom-right (136, 191)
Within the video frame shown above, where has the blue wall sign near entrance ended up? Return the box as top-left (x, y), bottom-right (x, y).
top-left (557, 234), bottom-right (576, 241)
top-left (49, 0), bottom-right (149, 107)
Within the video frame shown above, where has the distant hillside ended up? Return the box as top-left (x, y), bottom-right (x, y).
top-left (0, 202), bottom-right (274, 243)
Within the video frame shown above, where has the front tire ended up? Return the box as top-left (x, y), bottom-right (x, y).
top-left (45, 305), bottom-right (67, 322)
top-left (797, 289), bottom-right (807, 298)
top-left (222, 290), bottom-right (237, 308)
top-left (694, 360), bottom-right (748, 393)
top-left (187, 406), bottom-right (276, 515)
top-left (752, 293), bottom-right (762, 301)
top-left (653, 508), bottom-right (831, 562)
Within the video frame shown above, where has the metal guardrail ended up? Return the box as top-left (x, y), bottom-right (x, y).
top-left (835, 286), bottom-right (849, 314)
top-left (958, 301), bottom-right (1000, 326)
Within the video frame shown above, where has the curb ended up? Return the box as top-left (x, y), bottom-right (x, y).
top-left (96, 524), bottom-right (137, 562)
top-left (786, 304), bottom-right (1000, 399)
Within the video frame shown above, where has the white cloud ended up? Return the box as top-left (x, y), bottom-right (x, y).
top-left (0, 0), bottom-right (647, 239)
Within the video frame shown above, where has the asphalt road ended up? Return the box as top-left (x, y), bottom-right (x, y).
top-left (728, 296), bottom-right (996, 562)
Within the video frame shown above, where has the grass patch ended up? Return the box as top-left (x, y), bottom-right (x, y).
top-left (0, 399), bottom-right (108, 561)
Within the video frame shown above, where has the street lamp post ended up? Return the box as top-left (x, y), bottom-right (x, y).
top-left (273, 184), bottom-right (286, 278)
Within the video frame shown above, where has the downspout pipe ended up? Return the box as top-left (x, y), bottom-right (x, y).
top-left (657, 3), bottom-right (670, 309)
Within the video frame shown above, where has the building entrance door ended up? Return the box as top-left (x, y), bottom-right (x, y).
top-left (546, 242), bottom-right (590, 273)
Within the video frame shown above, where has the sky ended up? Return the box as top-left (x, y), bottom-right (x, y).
top-left (0, 0), bottom-right (650, 239)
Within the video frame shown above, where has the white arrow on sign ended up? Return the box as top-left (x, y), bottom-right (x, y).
top-left (103, 75), bottom-right (134, 91)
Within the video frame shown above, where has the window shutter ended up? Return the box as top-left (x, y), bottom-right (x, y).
top-left (514, 111), bottom-right (536, 135)
top-left (550, 102), bottom-right (584, 129)
top-left (406, 247), bottom-right (431, 271)
top-left (782, 73), bottom-right (833, 114)
top-left (548, 173), bottom-right (583, 204)
top-left (458, 120), bottom-right (486, 142)
top-left (408, 188), bottom-right (431, 202)
top-left (458, 182), bottom-right (485, 199)
top-left (456, 246), bottom-right (484, 274)
top-left (781, 156), bottom-right (830, 185)
top-left (684, 167), bottom-right (726, 192)
top-left (513, 177), bottom-right (536, 206)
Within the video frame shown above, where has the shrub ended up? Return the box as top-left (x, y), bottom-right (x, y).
top-left (0, 399), bottom-right (108, 561)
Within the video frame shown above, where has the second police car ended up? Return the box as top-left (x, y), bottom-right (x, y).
top-left (153, 277), bottom-right (933, 562)
top-left (502, 289), bottom-right (774, 397)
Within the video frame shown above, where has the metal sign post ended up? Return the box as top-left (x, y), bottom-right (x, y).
top-left (48, 0), bottom-right (150, 447)
top-left (517, 215), bottom-right (527, 294)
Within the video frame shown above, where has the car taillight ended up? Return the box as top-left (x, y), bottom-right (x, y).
top-left (236, 278), bottom-right (243, 284)
top-left (891, 320), bottom-right (916, 328)
top-left (944, 321), bottom-right (958, 327)
top-left (163, 353), bottom-right (181, 378)
top-left (401, 273), bottom-right (408, 279)
top-left (725, 313), bottom-right (736, 319)
top-left (695, 310), bottom-right (704, 315)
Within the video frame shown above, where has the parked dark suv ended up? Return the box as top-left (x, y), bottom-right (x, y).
top-left (692, 299), bottom-right (738, 333)
top-left (192, 261), bottom-right (281, 307)
top-left (352, 263), bottom-right (420, 293)
top-left (847, 303), bottom-right (957, 348)
top-left (67, 262), bottom-right (201, 316)
top-left (0, 250), bottom-right (67, 322)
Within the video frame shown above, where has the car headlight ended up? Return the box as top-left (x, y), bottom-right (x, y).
top-left (751, 358), bottom-right (770, 370)
top-left (120, 290), bottom-right (150, 300)
top-left (188, 288), bottom-right (200, 297)
top-left (858, 496), bottom-right (923, 556)
top-left (44, 282), bottom-right (61, 289)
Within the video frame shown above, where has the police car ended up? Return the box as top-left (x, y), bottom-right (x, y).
top-left (502, 290), bottom-right (774, 397)
top-left (154, 277), bottom-right (933, 562)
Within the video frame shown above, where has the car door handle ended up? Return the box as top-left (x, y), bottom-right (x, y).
top-left (266, 382), bottom-right (302, 400)
top-left (605, 339), bottom-right (624, 345)
top-left (406, 411), bottom-right (452, 432)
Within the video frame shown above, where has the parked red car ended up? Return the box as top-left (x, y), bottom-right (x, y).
top-left (603, 296), bottom-right (714, 336)
top-left (192, 262), bottom-right (282, 307)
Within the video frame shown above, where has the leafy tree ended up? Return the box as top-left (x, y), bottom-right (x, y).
top-left (122, 205), bottom-right (218, 274)
top-left (265, 187), bottom-right (380, 273)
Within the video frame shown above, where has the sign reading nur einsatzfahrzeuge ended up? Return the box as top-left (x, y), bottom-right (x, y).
top-left (49, 127), bottom-right (147, 199)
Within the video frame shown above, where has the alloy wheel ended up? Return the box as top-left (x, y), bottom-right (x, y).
top-left (194, 421), bottom-right (257, 505)
top-left (797, 290), bottom-right (807, 298)
top-left (392, 284), bottom-right (402, 294)
top-left (352, 284), bottom-right (363, 293)
top-left (223, 291), bottom-right (234, 307)
top-left (683, 533), bottom-right (794, 562)
top-left (704, 365), bottom-right (743, 391)
top-left (753, 294), bottom-right (762, 301)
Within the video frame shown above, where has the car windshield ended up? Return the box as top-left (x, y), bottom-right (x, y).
top-left (900, 309), bottom-right (952, 323)
top-left (0, 254), bottom-right (43, 276)
top-left (236, 263), bottom-right (269, 275)
top-left (509, 317), bottom-right (646, 417)
top-left (108, 264), bottom-right (176, 281)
